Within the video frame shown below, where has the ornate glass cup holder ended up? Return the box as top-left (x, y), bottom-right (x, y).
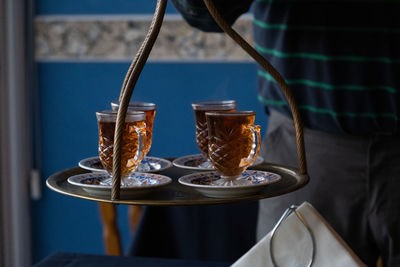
top-left (46, 0), bottom-right (309, 203)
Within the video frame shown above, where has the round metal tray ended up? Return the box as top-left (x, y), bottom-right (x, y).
top-left (46, 161), bottom-right (309, 206)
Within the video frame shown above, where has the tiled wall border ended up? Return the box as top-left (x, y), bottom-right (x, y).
top-left (35, 14), bottom-right (254, 62)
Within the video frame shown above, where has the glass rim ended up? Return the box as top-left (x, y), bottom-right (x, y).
top-left (111, 101), bottom-right (156, 111)
top-left (96, 110), bottom-right (146, 122)
top-left (205, 110), bottom-right (256, 117)
top-left (191, 100), bottom-right (236, 110)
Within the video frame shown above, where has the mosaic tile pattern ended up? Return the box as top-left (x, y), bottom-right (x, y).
top-left (34, 16), bottom-right (254, 61)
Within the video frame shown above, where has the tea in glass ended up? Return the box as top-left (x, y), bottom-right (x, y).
top-left (96, 110), bottom-right (146, 178)
top-left (191, 100), bottom-right (236, 158)
top-left (206, 111), bottom-right (261, 185)
top-left (111, 101), bottom-right (156, 156)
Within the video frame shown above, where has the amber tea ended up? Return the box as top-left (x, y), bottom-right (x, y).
top-left (96, 110), bottom-right (146, 177)
top-left (111, 101), bottom-right (156, 156)
top-left (206, 111), bottom-right (260, 179)
top-left (192, 100), bottom-right (236, 157)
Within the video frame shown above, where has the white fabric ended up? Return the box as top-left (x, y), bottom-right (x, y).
top-left (232, 202), bottom-right (366, 267)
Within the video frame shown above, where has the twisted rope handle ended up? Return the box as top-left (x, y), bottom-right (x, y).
top-left (202, 0), bottom-right (307, 175)
top-left (111, 0), bottom-right (168, 200)
top-left (111, 0), bottom-right (307, 200)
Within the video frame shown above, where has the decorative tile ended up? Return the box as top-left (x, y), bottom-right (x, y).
top-left (34, 15), bottom-right (254, 61)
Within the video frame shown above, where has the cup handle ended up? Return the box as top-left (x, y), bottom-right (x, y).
top-left (240, 125), bottom-right (261, 167)
top-left (134, 125), bottom-right (147, 162)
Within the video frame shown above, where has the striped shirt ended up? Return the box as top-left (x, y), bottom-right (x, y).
top-left (171, 0), bottom-right (400, 135)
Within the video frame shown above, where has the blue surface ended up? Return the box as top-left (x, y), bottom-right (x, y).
top-left (35, 0), bottom-right (178, 15)
top-left (32, 61), bottom-right (267, 263)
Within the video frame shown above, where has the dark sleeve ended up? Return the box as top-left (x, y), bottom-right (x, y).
top-left (170, 0), bottom-right (254, 32)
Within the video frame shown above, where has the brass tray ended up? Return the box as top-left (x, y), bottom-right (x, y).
top-left (46, 162), bottom-right (309, 206)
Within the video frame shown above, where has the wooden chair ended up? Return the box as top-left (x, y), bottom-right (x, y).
top-left (98, 203), bottom-right (142, 255)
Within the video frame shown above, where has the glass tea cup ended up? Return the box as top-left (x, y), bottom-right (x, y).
top-left (111, 101), bottom-right (156, 156)
top-left (206, 111), bottom-right (261, 186)
top-left (191, 100), bottom-right (237, 168)
top-left (96, 110), bottom-right (147, 185)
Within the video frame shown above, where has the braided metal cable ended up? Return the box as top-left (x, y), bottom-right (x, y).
top-left (202, 0), bottom-right (307, 175)
top-left (111, 0), bottom-right (168, 200)
top-left (119, 41), bottom-right (145, 101)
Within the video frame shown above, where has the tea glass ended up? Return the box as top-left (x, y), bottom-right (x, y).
top-left (111, 101), bottom-right (156, 155)
top-left (191, 100), bottom-right (236, 168)
top-left (96, 110), bottom-right (147, 186)
top-left (111, 101), bottom-right (156, 171)
top-left (206, 111), bottom-right (261, 186)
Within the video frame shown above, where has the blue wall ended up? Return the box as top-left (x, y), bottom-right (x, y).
top-left (36, 0), bottom-right (178, 15)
